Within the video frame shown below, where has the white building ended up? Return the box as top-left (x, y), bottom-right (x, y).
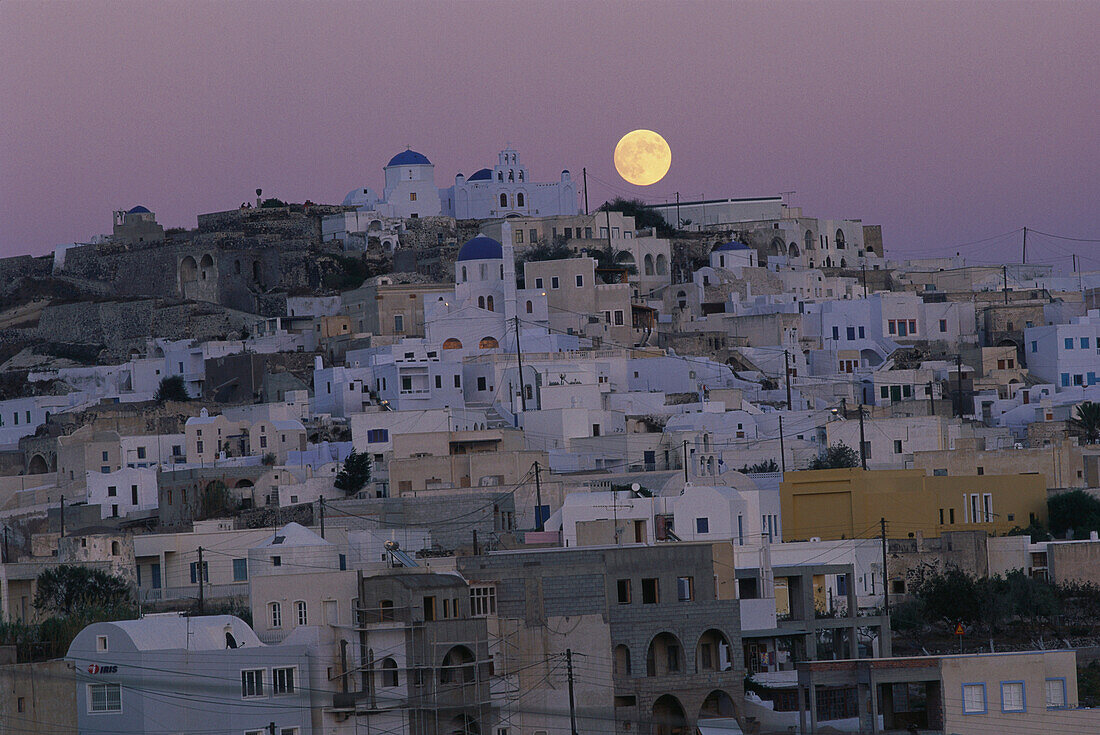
top-left (86, 467), bottom-right (159, 519)
top-left (441, 147), bottom-right (578, 219)
top-left (1024, 309), bottom-right (1100, 389)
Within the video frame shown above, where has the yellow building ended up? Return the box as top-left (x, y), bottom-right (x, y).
top-left (780, 468), bottom-right (1047, 541)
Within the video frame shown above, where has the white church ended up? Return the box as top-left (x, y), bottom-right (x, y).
top-left (341, 147), bottom-right (578, 221)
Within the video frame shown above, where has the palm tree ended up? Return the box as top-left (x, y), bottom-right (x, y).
top-left (1070, 401), bottom-right (1100, 444)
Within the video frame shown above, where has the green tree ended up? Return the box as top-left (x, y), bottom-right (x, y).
top-left (1007, 519), bottom-right (1052, 542)
top-left (520, 238), bottom-right (573, 264)
top-left (809, 442), bottom-right (860, 470)
top-left (597, 197), bottom-right (672, 234)
top-left (334, 450), bottom-right (372, 495)
top-left (260, 197), bottom-right (287, 208)
top-left (34, 566), bottom-right (133, 619)
top-left (739, 459), bottom-right (780, 473)
top-left (1070, 401), bottom-right (1100, 444)
top-left (153, 375), bottom-right (190, 403)
top-left (1048, 490), bottom-right (1100, 538)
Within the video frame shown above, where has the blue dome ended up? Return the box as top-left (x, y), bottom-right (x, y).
top-left (457, 235), bottom-right (503, 262)
top-left (714, 241), bottom-right (750, 252)
top-left (128, 205), bottom-right (151, 214)
top-left (387, 149), bottom-right (431, 167)
top-left (467, 168), bottom-right (493, 181)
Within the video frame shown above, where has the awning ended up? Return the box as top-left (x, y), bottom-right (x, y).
top-left (696, 718), bottom-right (744, 735)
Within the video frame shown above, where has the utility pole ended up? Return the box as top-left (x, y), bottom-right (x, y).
top-left (675, 191), bottom-right (681, 230)
top-left (566, 649), bottom-right (579, 735)
top-left (268, 723), bottom-right (276, 735)
top-left (880, 518), bottom-right (890, 616)
top-left (582, 167), bottom-right (589, 215)
top-left (472, 530), bottom-right (479, 556)
top-left (861, 263), bottom-right (868, 298)
top-left (778, 415), bottom-right (786, 474)
top-left (197, 546), bottom-right (205, 615)
top-left (533, 461), bottom-right (544, 531)
top-left (60, 496), bottom-right (65, 538)
top-left (858, 404), bottom-right (868, 470)
top-left (319, 497), bottom-right (325, 539)
top-left (784, 350), bottom-right (793, 410)
top-left (955, 354), bottom-right (964, 418)
top-left (928, 381), bottom-right (936, 416)
top-left (1022, 226), bottom-right (1028, 264)
top-left (514, 316), bottom-right (527, 412)
top-left (3, 526), bottom-right (8, 564)
top-left (1002, 265), bottom-right (1009, 305)
top-left (682, 440), bottom-right (689, 484)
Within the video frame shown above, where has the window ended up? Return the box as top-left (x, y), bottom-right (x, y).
top-left (530, 228), bottom-right (538, 242)
top-left (535, 277), bottom-right (544, 288)
top-left (832, 326), bottom-right (839, 340)
top-left (423, 596), bottom-right (437, 621)
top-left (137, 446), bottom-right (146, 459)
top-left (1066, 338), bottom-right (1075, 350)
top-left (1046, 678), bottom-right (1067, 709)
top-left (394, 314), bottom-right (404, 332)
top-left (273, 667), bottom-right (296, 695)
top-left (939, 319), bottom-right (947, 332)
top-left (454, 375), bottom-right (461, 388)
top-left (131, 485), bottom-right (138, 505)
top-left (846, 327), bottom-right (855, 340)
top-left (295, 601), bottom-right (307, 626)
top-left (1083, 338), bottom-right (1091, 349)
top-left (893, 440), bottom-right (903, 454)
top-left (614, 310), bottom-right (624, 326)
top-left (500, 193), bottom-right (508, 207)
top-left (259, 435), bottom-right (267, 448)
top-left (575, 274), bottom-right (584, 287)
top-left (89, 683), bottom-right (121, 712)
top-left (641, 578), bottom-right (659, 604)
top-left (197, 440), bottom-right (204, 454)
top-left (381, 658), bottom-right (399, 687)
top-left (617, 579), bottom-right (632, 604)
top-left (551, 276), bottom-right (559, 289)
top-left (963, 683), bottom-right (987, 714)
top-left (470, 586), bottom-right (497, 616)
top-left (696, 517), bottom-right (709, 534)
top-left (242, 669), bottom-right (265, 698)
top-left (887, 320), bottom-right (895, 335)
top-left (107, 485), bottom-right (117, 497)
top-left (1001, 681), bottom-right (1025, 712)
top-left (270, 601), bottom-right (282, 628)
top-left (96, 635), bottom-right (109, 652)
top-left (232, 558), bottom-right (248, 581)
top-left (858, 326), bottom-right (865, 339)
top-left (366, 429), bottom-right (389, 443)
top-left (515, 229), bottom-right (524, 244)
top-left (189, 561), bottom-right (208, 584)
top-left (677, 576), bottom-right (694, 601)
top-left (881, 386), bottom-right (889, 399)
top-left (477, 376), bottom-right (487, 391)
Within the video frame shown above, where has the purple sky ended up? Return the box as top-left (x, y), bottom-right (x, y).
top-left (2, 1), bottom-right (1098, 268)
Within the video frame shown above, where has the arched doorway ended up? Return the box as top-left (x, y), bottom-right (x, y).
top-left (442, 338), bottom-right (463, 350)
top-left (651, 694), bottom-right (687, 735)
top-left (696, 629), bottom-right (733, 672)
top-left (613, 644), bottom-right (632, 676)
top-left (478, 336), bottom-right (499, 349)
top-left (699, 689), bottom-right (738, 719)
top-left (179, 256), bottom-right (198, 283)
top-left (449, 714), bottom-right (480, 735)
top-left (441, 645), bottom-right (476, 683)
top-left (27, 454), bottom-right (49, 475)
top-left (646, 632), bottom-right (685, 676)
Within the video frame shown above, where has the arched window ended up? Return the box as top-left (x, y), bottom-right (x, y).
top-left (655, 254), bottom-right (668, 275)
top-left (199, 254), bottom-right (214, 281)
top-left (835, 228), bottom-right (846, 248)
top-left (614, 644), bottom-right (632, 676)
top-left (500, 193), bottom-right (508, 208)
top-left (498, 171), bottom-right (503, 181)
top-left (479, 337), bottom-right (500, 349)
top-left (380, 657), bottom-right (399, 687)
top-left (461, 266), bottom-right (467, 282)
top-left (516, 193), bottom-right (525, 207)
top-left (526, 300), bottom-right (533, 314)
top-left (442, 338), bottom-right (463, 350)
top-left (486, 295), bottom-right (494, 311)
top-left (478, 296), bottom-right (485, 309)
top-left (111, 541), bottom-right (120, 556)
top-left (644, 254), bottom-right (654, 275)
top-left (518, 171), bottom-right (524, 181)
top-left (270, 602), bottom-right (282, 628)
top-left (508, 170), bottom-right (514, 182)
top-left (179, 256), bottom-right (198, 283)
top-left (805, 230), bottom-right (814, 251)
top-left (295, 601), bottom-right (307, 626)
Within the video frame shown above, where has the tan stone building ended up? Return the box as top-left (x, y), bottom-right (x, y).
top-left (341, 278), bottom-right (452, 337)
top-left (521, 257), bottom-right (640, 347)
top-left (913, 436), bottom-right (1085, 490)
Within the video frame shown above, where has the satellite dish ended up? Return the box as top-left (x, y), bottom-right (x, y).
top-left (631, 483), bottom-right (640, 493)
top-left (384, 540), bottom-right (400, 551)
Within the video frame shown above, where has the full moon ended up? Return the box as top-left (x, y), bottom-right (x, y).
top-left (613, 129), bottom-right (672, 186)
